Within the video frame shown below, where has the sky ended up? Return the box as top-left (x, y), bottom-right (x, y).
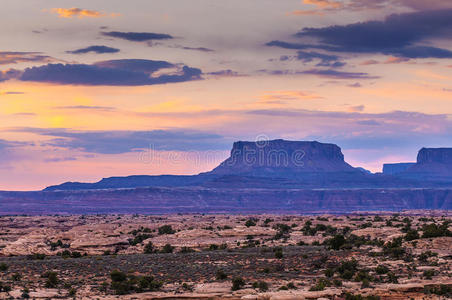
top-left (1, 0), bottom-right (452, 190)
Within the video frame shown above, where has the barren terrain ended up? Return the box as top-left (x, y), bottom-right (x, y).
top-left (0, 212), bottom-right (450, 299)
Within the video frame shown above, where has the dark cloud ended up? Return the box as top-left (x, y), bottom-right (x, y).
top-left (266, 41), bottom-right (315, 50)
top-left (207, 70), bottom-right (244, 77)
top-left (93, 59), bottom-right (173, 73)
top-left (180, 46), bottom-right (214, 52)
top-left (294, 9), bottom-right (452, 58)
top-left (168, 45), bottom-right (215, 52)
top-left (32, 130), bottom-right (228, 154)
top-left (15, 59), bottom-right (202, 86)
top-left (299, 69), bottom-right (378, 79)
top-left (66, 45), bottom-right (120, 54)
top-left (295, 51), bottom-right (345, 67)
top-left (102, 31), bottom-right (173, 42)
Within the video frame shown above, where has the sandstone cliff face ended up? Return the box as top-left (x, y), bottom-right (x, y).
top-left (1, 187), bottom-right (451, 215)
top-left (383, 163), bottom-right (415, 175)
top-left (417, 148), bottom-right (452, 164)
top-left (396, 148), bottom-right (452, 182)
top-left (210, 140), bottom-right (356, 175)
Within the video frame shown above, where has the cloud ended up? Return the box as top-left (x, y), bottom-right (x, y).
top-left (0, 91), bottom-right (24, 95)
top-left (356, 120), bottom-right (381, 126)
top-left (170, 45), bottom-right (215, 52)
top-left (299, 69), bottom-right (378, 79)
top-left (295, 51), bottom-right (345, 67)
top-left (102, 31), bottom-right (173, 42)
top-left (207, 70), bottom-right (244, 77)
top-left (44, 157), bottom-right (77, 163)
top-left (21, 129), bottom-right (228, 154)
top-left (93, 59), bottom-right (173, 73)
top-left (293, 9), bottom-right (452, 59)
top-left (258, 90), bottom-right (323, 105)
top-left (66, 45), bottom-right (120, 54)
top-left (348, 105), bottom-right (365, 112)
top-left (0, 139), bottom-right (31, 151)
top-left (11, 59), bottom-right (202, 86)
top-left (347, 82), bottom-right (362, 88)
top-left (294, 0), bottom-right (452, 15)
top-left (49, 8), bottom-right (119, 18)
top-left (0, 52), bottom-right (57, 65)
top-left (304, 0), bottom-right (342, 9)
top-left (53, 105), bottom-right (116, 111)
top-left (0, 69), bottom-right (22, 82)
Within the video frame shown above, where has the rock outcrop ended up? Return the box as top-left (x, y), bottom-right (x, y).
top-left (210, 140), bottom-right (357, 175)
top-left (383, 163), bottom-right (415, 175)
top-left (394, 148), bottom-right (452, 183)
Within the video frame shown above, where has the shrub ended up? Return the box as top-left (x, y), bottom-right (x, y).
top-left (161, 244), bottom-right (174, 253)
top-left (336, 259), bottom-right (358, 280)
top-left (158, 225), bottom-right (175, 235)
top-left (180, 247), bottom-right (194, 253)
top-left (11, 273), bottom-right (21, 281)
top-left (280, 282), bottom-right (292, 289)
top-left (424, 284), bottom-right (452, 296)
top-left (144, 241), bottom-right (154, 254)
top-left (423, 270), bottom-right (435, 280)
top-left (375, 265), bottom-right (389, 275)
top-left (274, 248), bottom-right (283, 259)
top-left (231, 277), bottom-right (245, 291)
top-left (245, 218), bottom-right (257, 227)
top-left (404, 229), bottom-right (420, 241)
top-left (253, 281), bottom-right (268, 291)
top-left (216, 269), bottom-right (228, 280)
top-left (343, 293), bottom-right (380, 300)
top-left (328, 234), bottom-right (346, 250)
top-left (309, 278), bottom-right (330, 291)
top-left (0, 263), bottom-right (8, 271)
top-left (422, 221), bottom-right (451, 238)
top-left (42, 271), bottom-right (59, 288)
top-left (21, 288), bottom-right (30, 299)
top-left (110, 270), bottom-right (162, 295)
top-left (325, 268), bottom-right (335, 278)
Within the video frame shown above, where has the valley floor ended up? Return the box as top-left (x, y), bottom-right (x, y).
top-left (0, 212), bottom-right (450, 299)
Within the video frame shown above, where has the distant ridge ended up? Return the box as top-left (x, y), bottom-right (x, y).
top-left (45, 140), bottom-right (452, 191)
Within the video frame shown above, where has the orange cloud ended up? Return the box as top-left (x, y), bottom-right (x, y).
top-left (49, 8), bottom-right (120, 18)
top-left (303, 0), bottom-right (343, 9)
top-left (258, 90), bottom-right (323, 105)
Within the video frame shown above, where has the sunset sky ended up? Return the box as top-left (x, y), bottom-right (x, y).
top-left (1, 0), bottom-right (452, 190)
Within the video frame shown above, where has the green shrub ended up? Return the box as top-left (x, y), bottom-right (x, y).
top-left (158, 225), bottom-right (175, 235)
top-left (42, 271), bottom-right (59, 288)
top-left (245, 218), bottom-right (257, 227)
top-left (375, 265), bottom-right (389, 274)
top-left (143, 241), bottom-right (154, 254)
top-left (231, 277), bottom-right (245, 291)
top-left (216, 269), bottom-right (228, 280)
top-left (0, 263), bottom-right (8, 271)
top-left (422, 221), bottom-right (451, 238)
top-left (161, 244), bottom-right (174, 253)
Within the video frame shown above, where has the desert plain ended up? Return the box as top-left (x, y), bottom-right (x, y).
top-left (0, 212), bottom-right (450, 299)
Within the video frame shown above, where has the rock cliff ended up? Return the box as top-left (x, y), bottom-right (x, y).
top-left (210, 140), bottom-right (357, 175)
top-left (395, 148), bottom-right (452, 183)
